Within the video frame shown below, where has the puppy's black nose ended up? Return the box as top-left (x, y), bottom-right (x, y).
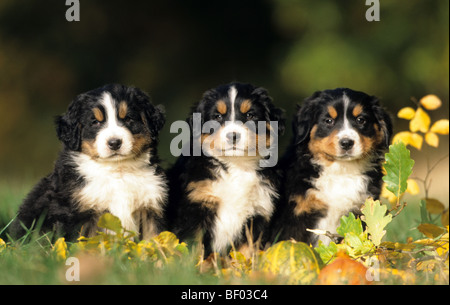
top-left (226, 132), bottom-right (241, 144)
top-left (339, 138), bottom-right (355, 151)
top-left (107, 138), bottom-right (122, 151)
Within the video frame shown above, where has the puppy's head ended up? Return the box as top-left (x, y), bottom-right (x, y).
top-left (294, 88), bottom-right (392, 162)
top-left (56, 84), bottom-right (165, 161)
top-left (190, 82), bottom-right (285, 158)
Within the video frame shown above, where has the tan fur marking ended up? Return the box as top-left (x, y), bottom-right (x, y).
top-left (132, 134), bottom-right (151, 155)
top-left (119, 101), bottom-right (128, 119)
top-left (373, 123), bottom-right (384, 146)
top-left (186, 180), bottom-right (221, 208)
top-left (352, 104), bottom-right (363, 117)
top-left (240, 100), bottom-right (252, 114)
top-left (92, 107), bottom-right (104, 122)
top-left (360, 135), bottom-right (376, 155)
top-left (81, 140), bottom-right (99, 158)
top-left (308, 125), bottom-right (337, 164)
top-left (201, 133), bottom-right (219, 151)
top-left (291, 191), bottom-right (328, 216)
top-left (217, 100), bottom-right (227, 115)
top-left (327, 106), bottom-right (338, 119)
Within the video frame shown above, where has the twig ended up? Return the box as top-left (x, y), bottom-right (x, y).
top-left (389, 202), bottom-right (408, 218)
top-left (306, 228), bottom-right (342, 243)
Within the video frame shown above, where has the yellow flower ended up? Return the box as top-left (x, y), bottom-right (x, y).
top-left (410, 107), bottom-right (430, 133)
top-left (397, 107), bottom-right (416, 120)
top-left (0, 238), bottom-right (6, 252)
top-left (430, 119), bottom-right (449, 135)
top-left (52, 237), bottom-right (68, 260)
top-left (420, 94), bottom-right (442, 110)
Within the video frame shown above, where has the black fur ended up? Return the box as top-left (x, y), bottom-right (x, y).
top-left (167, 82), bottom-right (285, 255)
top-left (11, 84), bottom-right (167, 240)
top-left (271, 88), bottom-right (392, 246)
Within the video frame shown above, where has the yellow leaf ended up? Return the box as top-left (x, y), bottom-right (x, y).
top-left (424, 198), bottom-right (446, 214)
top-left (409, 133), bottom-right (423, 150)
top-left (380, 183), bottom-right (398, 204)
top-left (430, 119), bottom-right (449, 135)
top-left (425, 132), bottom-right (439, 147)
top-left (442, 211), bottom-right (449, 227)
top-left (53, 237), bottom-right (68, 260)
top-left (392, 131), bottom-right (412, 146)
top-left (420, 94), bottom-right (442, 110)
top-left (409, 107), bottom-right (430, 133)
top-left (406, 179), bottom-right (420, 195)
top-left (417, 223), bottom-right (446, 239)
top-left (392, 132), bottom-right (423, 150)
top-left (397, 107), bottom-right (416, 120)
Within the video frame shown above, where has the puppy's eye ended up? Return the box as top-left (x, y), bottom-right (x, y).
top-left (214, 114), bottom-right (223, 120)
top-left (124, 117), bottom-right (134, 124)
top-left (324, 118), bottom-right (334, 126)
top-left (246, 113), bottom-right (254, 120)
top-left (356, 116), bottom-right (366, 125)
top-left (91, 119), bottom-right (101, 126)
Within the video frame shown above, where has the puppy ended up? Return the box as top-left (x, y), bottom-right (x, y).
top-left (272, 88), bottom-right (392, 246)
top-left (168, 82), bottom-right (285, 255)
top-left (11, 84), bottom-right (167, 240)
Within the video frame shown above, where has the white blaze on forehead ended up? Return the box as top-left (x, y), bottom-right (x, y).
top-left (338, 93), bottom-right (358, 140)
top-left (336, 92), bottom-right (363, 157)
top-left (228, 86), bottom-right (238, 121)
top-left (96, 92), bottom-right (133, 159)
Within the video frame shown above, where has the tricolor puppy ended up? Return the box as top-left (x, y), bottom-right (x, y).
top-left (168, 82), bottom-right (285, 255)
top-left (273, 88), bottom-right (392, 246)
top-left (12, 84), bottom-right (167, 240)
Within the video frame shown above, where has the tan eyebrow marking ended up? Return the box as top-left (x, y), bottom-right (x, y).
top-left (119, 101), bottom-right (128, 119)
top-left (352, 104), bottom-right (363, 117)
top-left (92, 107), bottom-right (104, 122)
top-left (217, 100), bottom-right (227, 115)
top-left (240, 99), bottom-right (252, 114)
top-left (327, 106), bottom-right (338, 119)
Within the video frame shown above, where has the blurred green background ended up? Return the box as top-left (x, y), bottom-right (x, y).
top-left (0, 0), bottom-right (448, 216)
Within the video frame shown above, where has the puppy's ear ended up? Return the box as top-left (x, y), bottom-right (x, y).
top-left (271, 107), bottom-right (286, 136)
top-left (55, 96), bottom-right (83, 151)
top-left (294, 92), bottom-right (321, 145)
top-left (371, 97), bottom-right (393, 149)
top-left (251, 87), bottom-right (286, 136)
top-left (147, 104), bottom-right (166, 140)
top-left (188, 88), bottom-right (216, 137)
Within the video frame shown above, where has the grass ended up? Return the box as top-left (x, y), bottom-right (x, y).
top-left (0, 179), bottom-right (447, 285)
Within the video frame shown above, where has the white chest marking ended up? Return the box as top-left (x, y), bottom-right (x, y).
top-left (311, 159), bottom-right (371, 245)
top-left (210, 158), bottom-right (277, 253)
top-left (72, 152), bottom-right (167, 233)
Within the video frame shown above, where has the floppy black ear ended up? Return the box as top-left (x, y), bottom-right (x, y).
top-left (55, 96), bottom-right (83, 151)
top-left (251, 87), bottom-right (286, 136)
top-left (188, 88), bottom-right (217, 138)
top-left (143, 103), bottom-right (165, 140)
top-left (371, 97), bottom-right (393, 149)
top-left (294, 92), bottom-right (322, 145)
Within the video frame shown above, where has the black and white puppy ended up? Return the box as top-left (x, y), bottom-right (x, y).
top-left (12, 84), bottom-right (167, 240)
top-left (168, 82), bottom-right (285, 255)
top-left (272, 88), bottom-right (392, 246)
